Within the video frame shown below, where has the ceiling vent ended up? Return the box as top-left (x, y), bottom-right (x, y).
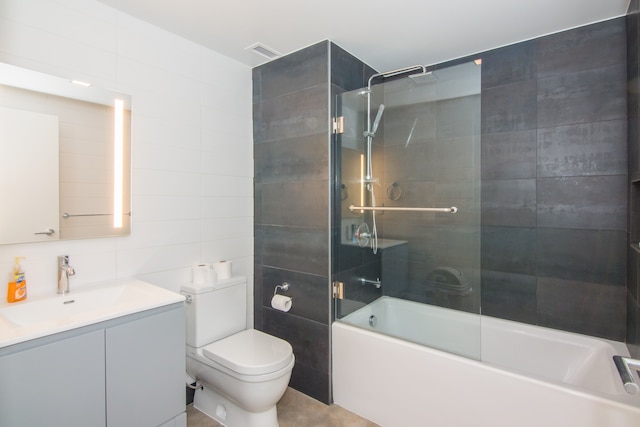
top-left (245, 42), bottom-right (281, 60)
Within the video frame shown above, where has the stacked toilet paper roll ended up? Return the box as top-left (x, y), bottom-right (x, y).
top-left (271, 294), bottom-right (292, 312)
top-left (192, 263), bottom-right (216, 287)
top-left (214, 260), bottom-right (232, 280)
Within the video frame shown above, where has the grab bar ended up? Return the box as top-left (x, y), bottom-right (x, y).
top-left (613, 355), bottom-right (640, 394)
top-left (349, 205), bottom-right (457, 213)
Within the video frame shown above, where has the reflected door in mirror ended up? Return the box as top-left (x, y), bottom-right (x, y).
top-left (0, 107), bottom-right (59, 244)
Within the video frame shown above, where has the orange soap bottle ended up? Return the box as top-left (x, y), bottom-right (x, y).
top-left (6, 256), bottom-right (27, 303)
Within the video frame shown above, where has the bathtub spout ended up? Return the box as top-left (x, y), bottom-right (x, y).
top-left (613, 355), bottom-right (640, 395)
top-left (358, 277), bottom-right (381, 289)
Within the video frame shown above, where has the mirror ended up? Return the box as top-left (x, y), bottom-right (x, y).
top-left (0, 63), bottom-right (131, 244)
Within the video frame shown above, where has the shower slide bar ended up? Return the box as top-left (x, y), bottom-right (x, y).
top-left (613, 355), bottom-right (640, 394)
top-left (349, 205), bottom-right (458, 214)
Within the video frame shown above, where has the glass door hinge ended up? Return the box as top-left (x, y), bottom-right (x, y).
top-left (332, 281), bottom-right (344, 299)
top-left (332, 116), bottom-right (344, 134)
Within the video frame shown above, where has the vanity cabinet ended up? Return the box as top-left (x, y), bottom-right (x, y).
top-left (0, 303), bottom-right (185, 427)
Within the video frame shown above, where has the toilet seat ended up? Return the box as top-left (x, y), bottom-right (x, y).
top-left (202, 329), bottom-right (293, 376)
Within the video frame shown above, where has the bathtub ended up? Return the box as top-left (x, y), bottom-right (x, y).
top-left (332, 296), bottom-right (640, 427)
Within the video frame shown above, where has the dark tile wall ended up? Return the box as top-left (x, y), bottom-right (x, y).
top-left (253, 41), bottom-right (373, 403)
top-left (481, 17), bottom-right (628, 340)
top-left (627, 0), bottom-right (640, 358)
top-left (254, 16), bottom-right (633, 405)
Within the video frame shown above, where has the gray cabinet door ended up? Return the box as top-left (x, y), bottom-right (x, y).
top-left (0, 330), bottom-right (106, 427)
top-left (105, 307), bottom-right (185, 427)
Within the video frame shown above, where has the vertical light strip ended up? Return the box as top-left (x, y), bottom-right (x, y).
top-left (360, 154), bottom-right (364, 213)
top-left (113, 99), bottom-right (124, 228)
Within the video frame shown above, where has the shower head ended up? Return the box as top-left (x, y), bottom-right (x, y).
top-left (408, 71), bottom-right (438, 84)
top-left (368, 65), bottom-right (426, 89)
top-left (371, 104), bottom-right (385, 135)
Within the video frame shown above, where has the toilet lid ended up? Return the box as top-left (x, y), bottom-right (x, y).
top-left (202, 329), bottom-right (293, 375)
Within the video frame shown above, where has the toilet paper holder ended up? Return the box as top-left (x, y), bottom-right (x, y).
top-left (274, 282), bottom-right (290, 296)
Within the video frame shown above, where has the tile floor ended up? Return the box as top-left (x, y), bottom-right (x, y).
top-left (186, 387), bottom-right (380, 427)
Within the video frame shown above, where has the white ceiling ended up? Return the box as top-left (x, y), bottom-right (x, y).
top-left (98, 0), bottom-right (630, 72)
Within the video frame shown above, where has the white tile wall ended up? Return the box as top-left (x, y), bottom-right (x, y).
top-left (0, 0), bottom-right (254, 323)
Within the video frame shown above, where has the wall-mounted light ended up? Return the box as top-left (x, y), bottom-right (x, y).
top-left (113, 99), bottom-right (124, 228)
top-left (360, 154), bottom-right (364, 213)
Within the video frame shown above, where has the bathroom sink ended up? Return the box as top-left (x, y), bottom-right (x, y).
top-left (0, 278), bottom-right (184, 348)
top-left (1, 285), bottom-right (125, 327)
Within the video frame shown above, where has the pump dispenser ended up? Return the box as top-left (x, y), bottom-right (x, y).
top-left (6, 256), bottom-right (27, 303)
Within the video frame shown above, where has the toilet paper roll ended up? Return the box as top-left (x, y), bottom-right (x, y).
top-left (192, 263), bottom-right (216, 286)
top-left (214, 260), bottom-right (232, 280)
top-left (271, 294), bottom-right (292, 312)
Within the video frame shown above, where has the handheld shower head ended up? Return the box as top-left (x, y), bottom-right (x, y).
top-left (371, 104), bottom-right (385, 135)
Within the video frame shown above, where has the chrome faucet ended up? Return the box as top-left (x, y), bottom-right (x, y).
top-left (57, 255), bottom-right (75, 295)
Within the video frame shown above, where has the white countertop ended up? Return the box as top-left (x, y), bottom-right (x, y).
top-left (0, 278), bottom-right (184, 349)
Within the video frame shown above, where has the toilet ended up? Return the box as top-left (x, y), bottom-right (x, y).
top-left (182, 276), bottom-right (294, 427)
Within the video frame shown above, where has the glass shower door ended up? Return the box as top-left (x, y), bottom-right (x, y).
top-left (333, 60), bottom-right (482, 360)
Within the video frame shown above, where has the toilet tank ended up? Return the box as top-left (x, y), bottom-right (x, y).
top-left (181, 276), bottom-right (247, 347)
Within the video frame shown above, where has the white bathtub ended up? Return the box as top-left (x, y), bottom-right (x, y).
top-left (333, 296), bottom-right (640, 427)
